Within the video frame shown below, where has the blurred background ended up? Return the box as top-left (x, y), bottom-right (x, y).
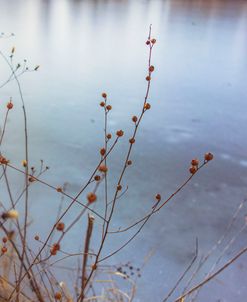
top-left (1, 0), bottom-right (247, 301)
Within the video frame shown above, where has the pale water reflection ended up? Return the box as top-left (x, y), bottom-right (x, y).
top-left (0, 0), bottom-right (247, 301)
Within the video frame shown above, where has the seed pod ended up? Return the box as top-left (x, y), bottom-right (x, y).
top-left (56, 222), bottom-right (65, 232)
top-left (87, 192), bottom-right (97, 203)
top-left (191, 159), bottom-right (199, 166)
top-left (204, 152), bottom-right (214, 161)
top-left (116, 130), bottom-right (124, 137)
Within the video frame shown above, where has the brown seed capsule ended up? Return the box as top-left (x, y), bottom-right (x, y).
top-left (100, 148), bottom-right (106, 156)
top-left (94, 175), bottom-right (101, 181)
top-left (117, 185), bottom-right (122, 191)
top-left (189, 166), bottom-right (197, 174)
top-left (151, 38), bottom-right (156, 44)
top-left (191, 159), bottom-right (199, 166)
top-left (102, 92), bottom-right (107, 98)
top-left (146, 76), bottom-right (151, 81)
top-left (52, 243), bottom-right (60, 251)
top-left (116, 130), bottom-right (124, 137)
top-left (2, 237), bottom-right (8, 243)
top-left (127, 160), bottom-right (132, 166)
top-left (34, 235), bottom-right (40, 241)
top-left (106, 133), bottom-right (112, 139)
top-left (91, 263), bottom-right (97, 270)
top-left (87, 192), bottom-right (97, 203)
top-left (22, 160), bottom-right (27, 167)
top-left (1, 247), bottom-right (7, 254)
top-left (144, 103), bottom-right (151, 110)
top-left (7, 102), bottom-right (13, 110)
top-left (56, 187), bottom-right (63, 193)
top-left (50, 248), bottom-right (57, 256)
top-left (0, 156), bottom-right (9, 165)
top-left (146, 40), bottom-right (150, 45)
top-left (155, 194), bottom-right (161, 201)
top-left (204, 152), bottom-right (214, 161)
top-left (129, 138), bottom-right (135, 144)
top-left (54, 292), bottom-right (62, 300)
top-left (106, 105), bottom-right (112, 111)
top-left (149, 65), bottom-right (155, 72)
top-left (99, 164), bottom-right (108, 173)
top-left (132, 116), bottom-right (138, 123)
top-left (56, 222), bottom-right (65, 232)
top-left (29, 176), bottom-right (35, 183)
top-left (100, 101), bottom-right (105, 107)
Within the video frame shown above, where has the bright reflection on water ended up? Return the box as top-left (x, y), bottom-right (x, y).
top-left (1, 0), bottom-right (247, 301)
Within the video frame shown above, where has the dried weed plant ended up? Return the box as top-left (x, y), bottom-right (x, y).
top-left (0, 28), bottom-right (246, 302)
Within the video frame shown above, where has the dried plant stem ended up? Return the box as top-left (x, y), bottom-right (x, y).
top-left (81, 215), bottom-right (95, 300)
top-left (175, 245), bottom-right (247, 302)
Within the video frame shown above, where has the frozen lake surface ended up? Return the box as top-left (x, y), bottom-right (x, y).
top-left (1, 0), bottom-right (247, 301)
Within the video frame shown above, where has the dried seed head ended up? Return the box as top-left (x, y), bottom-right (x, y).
top-left (91, 263), bottom-right (97, 270)
top-left (102, 92), bottom-right (107, 99)
top-left (1, 247), bottom-right (7, 254)
top-left (34, 235), bottom-right (40, 241)
top-left (146, 40), bottom-right (150, 45)
top-left (155, 194), bottom-right (161, 201)
top-left (56, 187), bottom-right (63, 193)
top-left (149, 65), bottom-right (155, 72)
top-left (129, 138), bottom-right (135, 144)
top-left (144, 103), bottom-right (151, 110)
top-left (94, 175), bottom-right (101, 181)
top-left (52, 243), bottom-right (60, 251)
top-left (54, 292), bottom-right (62, 300)
top-left (56, 222), bottom-right (65, 232)
top-left (87, 192), bottom-right (97, 203)
top-left (106, 105), bottom-right (112, 111)
top-left (204, 152), bottom-right (214, 162)
top-left (100, 101), bottom-right (105, 107)
top-left (100, 148), bottom-right (106, 156)
top-left (146, 75), bottom-right (151, 81)
top-left (2, 209), bottom-right (19, 220)
top-left (0, 156), bottom-right (9, 165)
top-left (117, 185), bottom-right (122, 191)
top-left (50, 248), bottom-right (57, 256)
top-left (2, 237), bottom-right (8, 243)
top-left (189, 166), bottom-right (197, 174)
top-left (116, 130), bottom-right (124, 137)
top-left (7, 101), bottom-right (13, 110)
top-left (22, 160), bottom-right (27, 167)
top-left (151, 38), bottom-right (156, 44)
top-left (106, 133), bottom-right (112, 140)
top-left (29, 176), bottom-right (35, 183)
top-left (191, 159), bottom-right (199, 166)
top-left (127, 160), bottom-right (132, 166)
top-left (99, 164), bottom-right (108, 173)
top-left (132, 116), bottom-right (138, 123)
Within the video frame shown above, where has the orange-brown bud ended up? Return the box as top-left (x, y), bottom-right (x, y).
top-left (189, 166), bottom-right (197, 174)
top-left (87, 192), bottom-right (97, 204)
top-left (99, 164), bottom-right (108, 173)
top-left (144, 103), bottom-right (151, 110)
top-left (191, 159), bottom-right (199, 166)
top-left (94, 175), bottom-right (101, 181)
top-left (204, 152), bottom-right (214, 161)
top-left (7, 102), bottom-right (13, 110)
top-left (116, 130), bottom-right (124, 137)
top-left (56, 222), bottom-right (65, 232)
top-left (100, 148), bottom-right (106, 156)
